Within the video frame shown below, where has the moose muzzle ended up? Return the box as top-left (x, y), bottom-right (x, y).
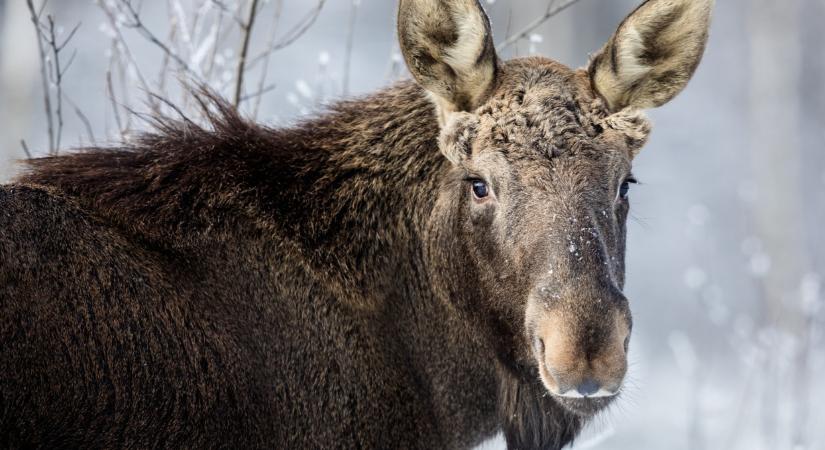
top-left (526, 288), bottom-right (631, 414)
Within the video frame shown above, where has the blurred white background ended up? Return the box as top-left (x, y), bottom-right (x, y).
top-left (1, 1), bottom-right (824, 449)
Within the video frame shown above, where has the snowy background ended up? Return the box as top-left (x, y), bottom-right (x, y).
top-left (1, 1), bottom-right (824, 449)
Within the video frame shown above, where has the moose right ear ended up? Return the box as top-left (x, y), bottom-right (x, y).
top-left (588, 0), bottom-right (714, 112)
top-left (397, 0), bottom-right (499, 124)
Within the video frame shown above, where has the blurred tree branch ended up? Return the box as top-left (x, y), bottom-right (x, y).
top-left (25, 0), bottom-right (55, 155)
top-left (246, 1), bottom-right (326, 70)
top-left (42, 16), bottom-right (80, 153)
top-left (26, 0), bottom-right (83, 155)
top-left (233, 0), bottom-right (261, 107)
top-left (117, 0), bottom-right (197, 78)
top-left (252, 0), bottom-right (283, 117)
top-left (497, 0), bottom-right (587, 52)
top-left (342, 0), bottom-right (360, 96)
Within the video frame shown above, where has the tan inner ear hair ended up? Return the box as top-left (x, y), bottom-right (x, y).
top-left (440, 2), bottom-right (497, 111)
top-left (589, 0), bottom-right (714, 111)
top-left (397, 0), bottom-right (498, 123)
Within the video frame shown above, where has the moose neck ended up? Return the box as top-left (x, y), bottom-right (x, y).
top-left (264, 82), bottom-right (451, 309)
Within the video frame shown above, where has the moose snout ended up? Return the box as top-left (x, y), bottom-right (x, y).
top-left (527, 300), bottom-right (630, 401)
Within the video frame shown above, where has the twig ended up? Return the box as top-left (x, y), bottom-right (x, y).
top-left (25, 0), bottom-right (55, 154)
top-left (203, 5), bottom-right (225, 81)
top-left (209, 0), bottom-right (231, 14)
top-left (496, 0), bottom-right (587, 51)
top-left (168, 0), bottom-right (194, 58)
top-left (97, 1), bottom-right (159, 114)
top-left (157, 1), bottom-right (180, 97)
top-left (233, 0), bottom-right (261, 107)
top-left (383, 45), bottom-right (403, 82)
top-left (342, 0), bottom-right (359, 96)
top-left (117, 0), bottom-right (196, 75)
top-left (20, 140), bottom-right (33, 160)
top-left (43, 15), bottom-right (79, 153)
top-left (246, 0), bottom-right (326, 69)
top-left (209, 0), bottom-right (247, 28)
top-left (190, 0), bottom-right (215, 46)
top-left (148, 92), bottom-right (195, 126)
top-left (252, 0), bottom-right (283, 118)
top-left (26, 1), bottom-right (81, 155)
top-left (63, 93), bottom-right (96, 143)
top-left (505, 4), bottom-right (514, 48)
top-left (241, 83), bottom-right (277, 103)
top-left (107, 69), bottom-right (126, 135)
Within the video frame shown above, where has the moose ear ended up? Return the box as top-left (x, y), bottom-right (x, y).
top-left (397, 0), bottom-right (498, 122)
top-left (588, 0), bottom-right (714, 111)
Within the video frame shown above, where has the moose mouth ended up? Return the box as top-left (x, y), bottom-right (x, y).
top-left (534, 351), bottom-right (622, 417)
top-left (551, 393), bottom-right (617, 417)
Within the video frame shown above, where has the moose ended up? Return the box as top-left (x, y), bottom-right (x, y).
top-left (0, 0), bottom-right (713, 448)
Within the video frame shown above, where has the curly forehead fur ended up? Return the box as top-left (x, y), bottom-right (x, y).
top-left (442, 57), bottom-right (652, 162)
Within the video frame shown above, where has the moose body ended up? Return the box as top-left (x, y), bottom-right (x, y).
top-left (0, 0), bottom-right (713, 448)
top-left (1, 85), bottom-right (503, 449)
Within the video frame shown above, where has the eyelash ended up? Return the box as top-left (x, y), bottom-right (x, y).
top-left (618, 176), bottom-right (638, 201)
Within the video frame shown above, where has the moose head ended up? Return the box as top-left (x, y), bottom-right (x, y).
top-left (400, 0), bottom-right (713, 417)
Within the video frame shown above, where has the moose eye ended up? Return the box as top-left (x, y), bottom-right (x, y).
top-left (471, 180), bottom-right (489, 199)
top-left (619, 182), bottom-right (630, 199)
top-left (619, 177), bottom-right (637, 200)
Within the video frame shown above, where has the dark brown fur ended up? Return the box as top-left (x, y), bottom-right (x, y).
top-left (2, 84), bottom-right (507, 449)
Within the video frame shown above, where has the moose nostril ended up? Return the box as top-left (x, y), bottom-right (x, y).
top-left (576, 379), bottom-right (600, 397)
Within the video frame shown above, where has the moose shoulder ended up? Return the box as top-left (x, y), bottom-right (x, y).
top-left (0, 0), bottom-right (713, 448)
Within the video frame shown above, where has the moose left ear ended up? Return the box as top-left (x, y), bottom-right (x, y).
top-left (397, 0), bottom-right (498, 123)
top-left (588, 0), bottom-right (714, 112)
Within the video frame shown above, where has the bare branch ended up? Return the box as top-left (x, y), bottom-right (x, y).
top-left (209, 0), bottom-right (247, 28)
top-left (35, 0), bottom-right (48, 19)
top-left (25, 2), bottom-right (81, 155)
top-left (233, 0), bottom-right (261, 107)
top-left (148, 92), bottom-right (195, 125)
top-left (44, 15), bottom-right (70, 152)
top-left (63, 93), bottom-right (96, 144)
top-left (209, 0), bottom-right (230, 13)
top-left (107, 69), bottom-right (126, 136)
top-left (246, 0), bottom-right (326, 69)
top-left (252, 0), bottom-right (283, 118)
top-left (168, 0), bottom-right (194, 58)
top-left (242, 83), bottom-right (277, 103)
top-left (342, 0), bottom-right (359, 96)
top-left (496, 0), bottom-right (587, 52)
top-left (97, 1), bottom-right (159, 114)
top-left (191, 0), bottom-right (215, 42)
top-left (505, 4), bottom-right (514, 45)
top-left (26, 0), bottom-right (55, 154)
top-left (21, 140), bottom-right (33, 160)
top-left (117, 0), bottom-right (196, 75)
top-left (203, 6), bottom-right (225, 81)
top-left (156, 14), bottom-right (178, 98)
